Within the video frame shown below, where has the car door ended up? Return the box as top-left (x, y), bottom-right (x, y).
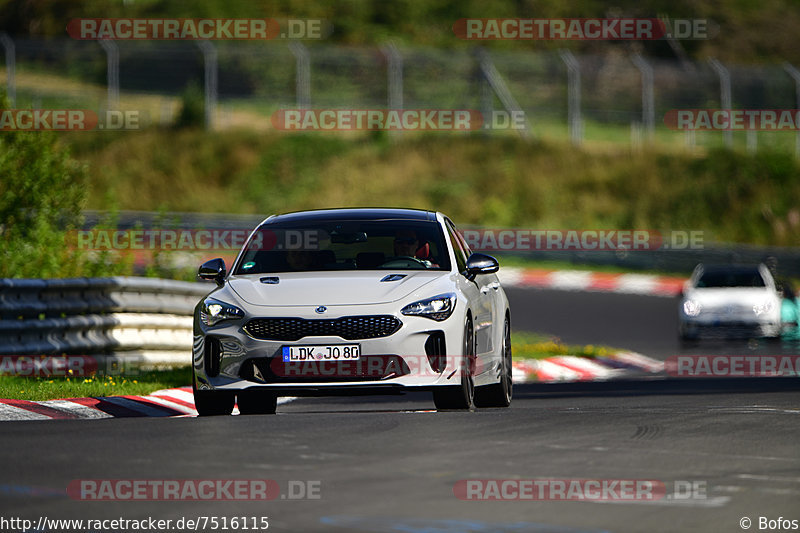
top-left (445, 220), bottom-right (495, 357)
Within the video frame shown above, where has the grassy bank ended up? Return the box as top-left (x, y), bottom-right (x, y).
top-left (512, 332), bottom-right (617, 360)
top-left (0, 367), bottom-right (192, 402)
top-left (63, 129), bottom-right (800, 247)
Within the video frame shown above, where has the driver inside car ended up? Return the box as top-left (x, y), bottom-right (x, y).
top-left (393, 229), bottom-right (437, 267)
top-left (393, 229), bottom-right (420, 257)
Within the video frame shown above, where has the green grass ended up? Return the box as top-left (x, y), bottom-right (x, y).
top-left (512, 331), bottom-right (619, 360)
top-left (0, 367), bottom-right (192, 402)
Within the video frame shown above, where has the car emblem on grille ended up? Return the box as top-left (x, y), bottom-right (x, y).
top-left (315, 306), bottom-right (327, 314)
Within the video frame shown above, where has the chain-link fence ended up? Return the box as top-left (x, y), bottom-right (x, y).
top-left (2, 36), bottom-right (799, 153)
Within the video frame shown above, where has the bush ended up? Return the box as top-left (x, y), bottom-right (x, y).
top-left (0, 93), bottom-right (131, 278)
top-left (174, 82), bottom-right (205, 129)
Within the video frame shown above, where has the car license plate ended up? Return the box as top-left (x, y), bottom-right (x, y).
top-left (282, 344), bottom-right (360, 362)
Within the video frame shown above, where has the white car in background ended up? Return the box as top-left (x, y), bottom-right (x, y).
top-left (679, 263), bottom-right (782, 341)
top-left (192, 208), bottom-right (512, 415)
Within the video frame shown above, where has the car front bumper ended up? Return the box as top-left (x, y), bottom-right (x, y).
top-left (193, 302), bottom-right (470, 393)
top-left (680, 314), bottom-right (781, 339)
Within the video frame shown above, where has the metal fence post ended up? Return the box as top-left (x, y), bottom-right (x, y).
top-left (381, 42), bottom-right (403, 110)
top-left (289, 42), bottom-right (310, 109)
top-left (474, 48), bottom-right (531, 138)
top-left (708, 58), bottom-right (733, 149)
top-left (559, 49), bottom-right (582, 146)
top-left (98, 39), bottom-right (119, 112)
top-left (196, 40), bottom-right (218, 130)
top-left (783, 62), bottom-right (800, 158)
top-left (0, 33), bottom-right (15, 106)
top-left (631, 52), bottom-right (655, 141)
top-left (746, 128), bottom-right (757, 154)
top-left (479, 68), bottom-right (493, 137)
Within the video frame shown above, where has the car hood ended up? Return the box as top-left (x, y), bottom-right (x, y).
top-left (229, 271), bottom-right (448, 307)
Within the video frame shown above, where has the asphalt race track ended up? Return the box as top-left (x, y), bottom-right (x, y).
top-left (1, 287), bottom-right (798, 532)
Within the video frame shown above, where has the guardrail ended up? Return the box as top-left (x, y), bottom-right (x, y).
top-left (0, 277), bottom-right (212, 366)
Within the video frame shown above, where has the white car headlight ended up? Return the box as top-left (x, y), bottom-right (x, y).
top-left (200, 298), bottom-right (245, 326)
top-left (683, 299), bottom-right (702, 317)
top-left (401, 293), bottom-right (456, 322)
top-left (753, 300), bottom-right (775, 316)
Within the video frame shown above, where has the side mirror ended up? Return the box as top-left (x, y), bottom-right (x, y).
top-left (199, 258), bottom-right (226, 286)
top-left (465, 253), bottom-right (499, 280)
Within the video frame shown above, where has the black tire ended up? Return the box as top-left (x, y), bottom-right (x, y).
top-left (192, 375), bottom-right (235, 416)
top-left (433, 316), bottom-right (475, 410)
top-left (474, 316), bottom-right (512, 408)
top-left (237, 389), bottom-right (278, 415)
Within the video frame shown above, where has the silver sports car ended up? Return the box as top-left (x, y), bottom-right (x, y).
top-left (192, 208), bottom-right (512, 415)
top-left (678, 263), bottom-right (782, 341)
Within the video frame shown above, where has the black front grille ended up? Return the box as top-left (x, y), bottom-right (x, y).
top-left (244, 315), bottom-right (402, 341)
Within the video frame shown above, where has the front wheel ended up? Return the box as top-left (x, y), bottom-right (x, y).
top-left (433, 316), bottom-right (475, 410)
top-left (474, 316), bottom-right (512, 408)
top-left (193, 374), bottom-right (235, 416)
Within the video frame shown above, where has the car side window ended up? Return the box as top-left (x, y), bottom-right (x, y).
top-left (445, 221), bottom-right (468, 273)
top-left (454, 225), bottom-right (473, 257)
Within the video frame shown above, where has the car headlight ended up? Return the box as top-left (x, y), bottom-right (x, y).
top-left (200, 298), bottom-right (245, 326)
top-left (753, 300), bottom-right (775, 316)
top-left (401, 293), bottom-right (456, 321)
top-left (683, 299), bottom-right (702, 317)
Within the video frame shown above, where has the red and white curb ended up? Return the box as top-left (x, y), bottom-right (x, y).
top-left (499, 267), bottom-right (686, 297)
top-left (0, 386), bottom-right (295, 422)
top-left (512, 351), bottom-right (665, 383)
top-left (1, 351), bottom-right (665, 420)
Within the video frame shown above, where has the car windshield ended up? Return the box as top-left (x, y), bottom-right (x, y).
top-left (696, 269), bottom-right (766, 288)
top-left (233, 219), bottom-right (451, 274)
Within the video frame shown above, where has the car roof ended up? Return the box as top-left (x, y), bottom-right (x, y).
top-left (262, 208), bottom-right (439, 224)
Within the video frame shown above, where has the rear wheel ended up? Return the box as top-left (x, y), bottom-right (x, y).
top-left (192, 374), bottom-right (235, 416)
top-left (433, 316), bottom-right (475, 410)
top-left (474, 316), bottom-right (512, 408)
top-left (237, 389), bottom-right (278, 415)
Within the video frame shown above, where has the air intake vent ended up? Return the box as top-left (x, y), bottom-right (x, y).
top-left (244, 315), bottom-right (402, 341)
